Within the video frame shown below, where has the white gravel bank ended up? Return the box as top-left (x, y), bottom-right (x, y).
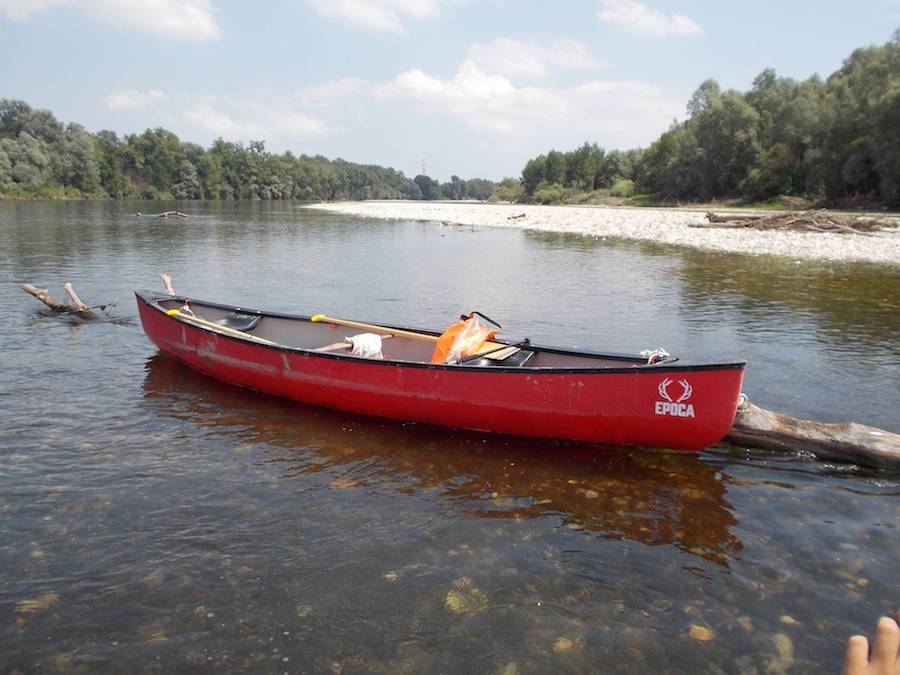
top-left (307, 201), bottom-right (900, 265)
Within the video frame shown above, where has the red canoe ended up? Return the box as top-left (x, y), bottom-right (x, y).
top-left (136, 290), bottom-right (745, 451)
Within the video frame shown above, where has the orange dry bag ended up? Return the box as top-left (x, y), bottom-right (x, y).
top-left (431, 314), bottom-right (497, 364)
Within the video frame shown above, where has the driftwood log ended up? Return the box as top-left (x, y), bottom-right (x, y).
top-left (136, 211), bottom-right (189, 219)
top-left (21, 283), bottom-right (100, 319)
top-left (725, 395), bottom-right (900, 469)
top-left (695, 210), bottom-right (898, 235)
top-left (160, 273), bottom-right (176, 295)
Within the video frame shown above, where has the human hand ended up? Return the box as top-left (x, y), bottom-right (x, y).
top-left (843, 614), bottom-right (900, 675)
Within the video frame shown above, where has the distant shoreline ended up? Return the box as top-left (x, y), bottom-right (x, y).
top-left (307, 201), bottom-right (900, 266)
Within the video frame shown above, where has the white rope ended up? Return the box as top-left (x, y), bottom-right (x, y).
top-left (640, 347), bottom-right (670, 364)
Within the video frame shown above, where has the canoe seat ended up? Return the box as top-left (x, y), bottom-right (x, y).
top-left (216, 312), bottom-right (261, 331)
top-left (464, 350), bottom-right (535, 368)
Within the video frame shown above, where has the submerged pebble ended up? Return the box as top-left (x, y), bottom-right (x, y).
top-left (445, 577), bottom-right (488, 615)
top-left (689, 624), bottom-right (715, 641)
top-left (15, 592), bottom-right (60, 615)
top-left (773, 633), bottom-right (794, 659)
top-left (553, 637), bottom-right (574, 653)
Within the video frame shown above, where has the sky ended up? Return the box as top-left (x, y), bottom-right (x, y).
top-left (1, 1), bottom-right (898, 181)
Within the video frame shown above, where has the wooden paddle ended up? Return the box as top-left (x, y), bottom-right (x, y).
top-left (310, 313), bottom-right (517, 360)
top-left (166, 309), bottom-right (280, 346)
top-left (310, 314), bottom-right (438, 342)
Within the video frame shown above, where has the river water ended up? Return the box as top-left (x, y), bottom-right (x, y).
top-left (1, 201), bottom-right (898, 673)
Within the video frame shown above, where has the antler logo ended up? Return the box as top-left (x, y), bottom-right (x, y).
top-left (655, 378), bottom-right (695, 418)
top-left (658, 378), bottom-right (692, 403)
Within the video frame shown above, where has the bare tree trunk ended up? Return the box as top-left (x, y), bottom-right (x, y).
top-left (22, 284), bottom-right (70, 311)
top-left (725, 396), bottom-right (900, 469)
top-left (159, 273), bottom-right (175, 295)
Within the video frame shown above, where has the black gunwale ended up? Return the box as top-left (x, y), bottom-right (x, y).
top-left (136, 289), bottom-right (746, 375)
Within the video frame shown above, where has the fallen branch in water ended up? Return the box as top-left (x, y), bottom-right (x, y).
top-left (159, 273), bottom-right (175, 295)
top-left (695, 210), bottom-right (898, 235)
top-left (725, 395), bottom-right (900, 469)
top-left (135, 210), bottom-right (189, 218)
top-left (21, 283), bottom-right (105, 319)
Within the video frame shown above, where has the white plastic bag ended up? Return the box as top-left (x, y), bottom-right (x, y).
top-left (345, 333), bottom-right (383, 359)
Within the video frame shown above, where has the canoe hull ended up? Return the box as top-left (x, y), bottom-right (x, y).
top-left (137, 293), bottom-right (744, 451)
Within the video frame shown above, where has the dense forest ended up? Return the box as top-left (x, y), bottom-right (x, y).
top-left (507, 32), bottom-right (900, 208)
top-left (0, 100), bottom-right (495, 201)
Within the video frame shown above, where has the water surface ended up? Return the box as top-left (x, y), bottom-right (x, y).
top-left (1, 201), bottom-right (898, 673)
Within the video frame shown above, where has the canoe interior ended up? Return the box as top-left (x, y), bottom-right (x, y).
top-left (152, 296), bottom-right (653, 370)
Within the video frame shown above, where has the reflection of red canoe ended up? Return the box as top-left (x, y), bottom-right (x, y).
top-left (135, 290), bottom-right (745, 451)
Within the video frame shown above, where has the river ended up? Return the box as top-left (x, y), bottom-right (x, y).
top-left (1, 200), bottom-right (898, 673)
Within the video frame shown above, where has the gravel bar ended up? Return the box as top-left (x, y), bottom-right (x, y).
top-left (307, 201), bottom-right (900, 265)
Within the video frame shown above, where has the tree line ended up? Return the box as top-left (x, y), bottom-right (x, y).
top-left (0, 101), bottom-right (495, 201)
top-left (505, 31), bottom-right (900, 208)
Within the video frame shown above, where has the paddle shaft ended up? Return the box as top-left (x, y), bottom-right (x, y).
top-left (311, 313), bottom-right (511, 358)
top-left (166, 309), bottom-right (279, 346)
top-left (312, 314), bottom-right (439, 343)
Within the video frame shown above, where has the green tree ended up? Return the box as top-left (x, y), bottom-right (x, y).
top-left (464, 178), bottom-right (496, 200)
top-left (57, 124), bottom-right (101, 193)
top-left (542, 150), bottom-right (567, 186)
top-left (414, 174), bottom-right (439, 200)
top-left (565, 142), bottom-right (604, 190)
top-left (688, 80), bottom-right (761, 198)
top-left (490, 177), bottom-right (525, 202)
top-left (0, 132), bottom-right (51, 191)
top-left (521, 155), bottom-right (547, 195)
top-left (171, 160), bottom-right (201, 199)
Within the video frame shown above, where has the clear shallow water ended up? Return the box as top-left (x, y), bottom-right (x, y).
top-left (1, 200), bottom-right (898, 673)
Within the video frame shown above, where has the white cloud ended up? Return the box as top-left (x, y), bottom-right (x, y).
top-left (0, 0), bottom-right (59, 20)
top-left (377, 60), bottom-right (525, 134)
top-left (180, 99), bottom-right (327, 140)
top-left (305, 0), bottom-right (441, 33)
top-left (102, 88), bottom-right (168, 110)
top-left (0, 0), bottom-right (220, 41)
top-left (466, 38), bottom-right (605, 79)
top-left (297, 77), bottom-right (371, 106)
top-left (377, 59), bottom-right (682, 146)
top-left (596, 0), bottom-right (701, 37)
top-left (182, 104), bottom-right (257, 137)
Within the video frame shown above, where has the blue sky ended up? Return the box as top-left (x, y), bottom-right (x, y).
top-left (1, 0), bottom-right (898, 181)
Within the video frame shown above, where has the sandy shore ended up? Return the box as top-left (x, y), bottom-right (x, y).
top-left (307, 201), bottom-right (900, 265)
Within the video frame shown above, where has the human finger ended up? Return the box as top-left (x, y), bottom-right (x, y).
top-left (843, 635), bottom-right (870, 675)
top-left (870, 616), bottom-right (900, 671)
